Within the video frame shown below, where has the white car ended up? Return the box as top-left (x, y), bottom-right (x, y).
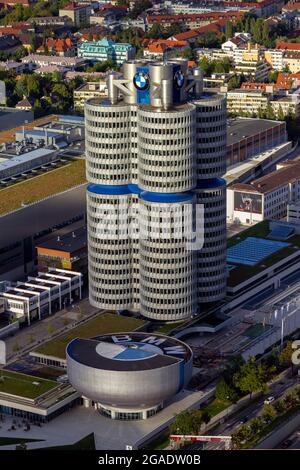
top-left (264, 396), bottom-right (275, 405)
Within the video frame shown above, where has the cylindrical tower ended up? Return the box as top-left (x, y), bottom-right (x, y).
top-left (194, 93), bottom-right (227, 305)
top-left (138, 104), bottom-right (196, 193)
top-left (195, 179), bottom-right (227, 303)
top-left (139, 192), bottom-right (197, 321)
top-left (87, 184), bottom-right (133, 310)
top-left (85, 60), bottom-right (227, 319)
top-left (85, 100), bottom-right (132, 185)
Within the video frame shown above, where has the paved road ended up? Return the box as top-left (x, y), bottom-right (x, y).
top-left (186, 375), bottom-right (300, 450)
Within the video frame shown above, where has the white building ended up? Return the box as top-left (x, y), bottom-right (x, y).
top-left (227, 161), bottom-right (300, 224)
top-left (1, 268), bottom-right (83, 325)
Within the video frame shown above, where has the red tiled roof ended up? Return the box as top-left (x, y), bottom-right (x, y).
top-left (147, 12), bottom-right (244, 23)
top-left (276, 41), bottom-right (300, 51)
top-left (173, 21), bottom-right (224, 41)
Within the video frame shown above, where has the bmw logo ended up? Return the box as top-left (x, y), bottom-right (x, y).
top-left (174, 70), bottom-right (185, 89)
top-left (133, 72), bottom-right (150, 91)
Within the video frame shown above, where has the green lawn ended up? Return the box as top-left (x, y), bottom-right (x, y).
top-left (37, 433), bottom-right (95, 450)
top-left (154, 322), bottom-right (185, 335)
top-left (202, 399), bottom-right (231, 418)
top-left (34, 313), bottom-right (146, 359)
top-left (0, 370), bottom-right (58, 399)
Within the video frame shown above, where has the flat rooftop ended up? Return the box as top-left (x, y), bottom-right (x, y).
top-left (37, 227), bottom-right (87, 253)
top-left (0, 369), bottom-right (57, 399)
top-left (227, 118), bottom-right (284, 146)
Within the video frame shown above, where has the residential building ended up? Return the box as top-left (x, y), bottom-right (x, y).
top-left (74, 80), bottom-right (108, 112)
top-left (37, 38), bottom-right (77, 57)
top-left (142, 39), bottom-right (188, 60)
top-left (78, 38), bottom-right (135, 65)
top-left (264, 49), bottom-right (284, 70)
top-left (227, 160), bottom-right (300, 224)
top-left (59, 1), bottom-right (96, 27)
top-left (146, 12), bottom-right (244, 30)
top-left (227, 89), bottom-right (269, 115)
top-left (234, 58), bottom-right (271, 82)
top-left (282, 51), bottom-right (300, 73)
top-left (221, 33), bottom-right (250, 57)
top-left (21, 54), bottom-right (87, 71)
top-left (270, 95), bottom-right (300, 118)
top-left (85, 60), bottom-right (227, 319)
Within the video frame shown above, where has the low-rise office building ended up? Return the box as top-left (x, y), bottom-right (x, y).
top-left (227, 160), bottom-right (300, 224)
top-left (226, 118), bottom-right (287, 167)
top-left (36, 227), bottom-right (87, 280)
top-left (1, 268), bottom-right (83, 325)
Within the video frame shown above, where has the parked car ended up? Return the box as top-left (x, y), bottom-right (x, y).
top-left (264, 396), bottom-right (275, 405)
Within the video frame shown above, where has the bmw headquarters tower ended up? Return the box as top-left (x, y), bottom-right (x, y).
top-left (85, 60), bottom-right (227, 322)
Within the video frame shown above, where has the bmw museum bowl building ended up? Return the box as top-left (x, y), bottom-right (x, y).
top-left (66, 332), bottom-right (193, 420)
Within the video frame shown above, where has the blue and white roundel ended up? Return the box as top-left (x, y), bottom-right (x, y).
top-left (133, 72), bottom-right (150, 91)
top-left (174, 70), bottom-right (185, 89)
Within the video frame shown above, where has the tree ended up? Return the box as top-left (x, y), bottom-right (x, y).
top-left (274, 399), bottom-right (286, 414)
top-left (227, 76), bottom-right (241, 91)
top-left (215, 378), bottom-right (238, 403)
top-left (225, 21), bottom-right (234, 40)
top-left (29, 33), bottom-right (38, 53)
top-left (169, 410), bottom-right (205, 435)
top-left (129, 0), bottom-right (152, 19)
top-left (250, 417), bottom-right (263, 433)
top-left (233, 357), bottom-right (272, 398)
top-left (277, 105), bottom-right (285, 122)
top-left (231, 425), bottom-right (252, 449)
top-left (181, 46), bottom-right (194, 60)
top-left (261, 404), bottom-right (277, 423)
top-left (268, 70), bottom-right (279, 84)
top-left (199, 56), bottom-right (212, 76)
top-left (279, 341), bottom-right (294, 368)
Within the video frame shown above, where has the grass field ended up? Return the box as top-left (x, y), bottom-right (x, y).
top-left (0, 370), bottom-right (58, 399)
top-left (0, 158), bottom-right (86, 216)
top-left (34, 313), bottom-right (146, 359)
top-left (203, 398), bottom-right (231, 418)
